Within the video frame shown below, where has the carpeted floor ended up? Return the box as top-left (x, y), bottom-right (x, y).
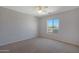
top-left (0, 37), bottom-right (79, 53)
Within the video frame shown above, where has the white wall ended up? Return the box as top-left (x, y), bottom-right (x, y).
top-left (39, 8), bottom-right (79, 46)
top-left (0, 7), bottom-right (38, 46)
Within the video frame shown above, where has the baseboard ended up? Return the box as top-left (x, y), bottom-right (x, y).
top-left (0, 36), bottom-right (37, 47)
top-left (41, 36), bottom-right (79, 47)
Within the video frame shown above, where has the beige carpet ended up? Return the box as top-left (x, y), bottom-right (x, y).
top-left (0, 37), bottom-right (79, 53)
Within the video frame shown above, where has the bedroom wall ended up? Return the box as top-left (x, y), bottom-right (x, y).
top-left (39, 8), bottom-right (79, 46)
top-left (0, 7), bottom-right (38, 46)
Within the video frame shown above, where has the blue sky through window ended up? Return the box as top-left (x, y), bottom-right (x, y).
top-left (48, 19), bottom-right (53, 27)
top-left (48, 18), bottom-right (59, 28)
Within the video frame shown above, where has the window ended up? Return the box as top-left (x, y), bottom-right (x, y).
top-left (47, 18), bottom-right (60, 33)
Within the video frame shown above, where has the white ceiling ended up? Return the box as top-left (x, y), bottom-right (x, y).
top-left (3, 6), bottom-right (79, 17)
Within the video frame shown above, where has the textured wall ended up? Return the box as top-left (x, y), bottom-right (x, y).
top-left (39, 8), bottom-right (79, 46)
top-left (0, 7), bottom-right (38, 46)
